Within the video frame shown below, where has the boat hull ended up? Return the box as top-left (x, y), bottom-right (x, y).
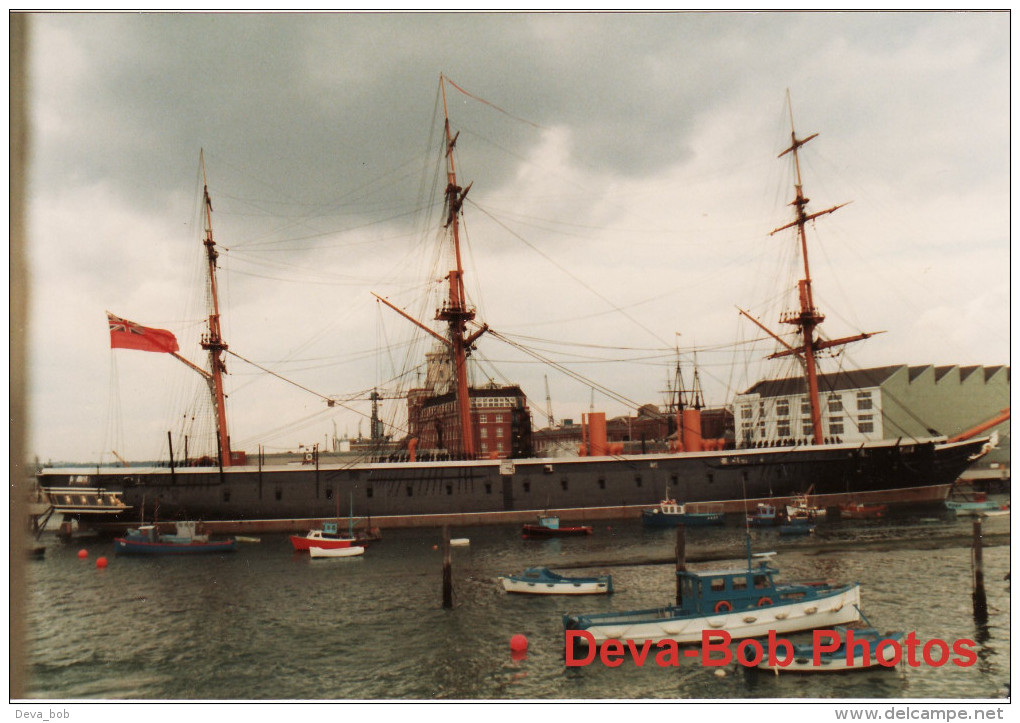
top-left (945, 500), bottom-right (1009, 515)
top-left (641, 510), bottom-right (723, 527)
top-left (39, 437), bottom-right (988, 533)
top-left (309, 545), bottom-right (364, 558)
top-left (113, 538), bottom-right (237, 555)
top-left (522, 524), bottom-right (592, 537)
top-left (499, 568), bottom-right (613, 595)
top-left (565, 583), bottom-right (861, 645)
top-left (500, 578), bottom-right (611, 594)
top-left (290, 535), bottom-right (356, 551)
top-left (758, 629), bottom-right (906, 673)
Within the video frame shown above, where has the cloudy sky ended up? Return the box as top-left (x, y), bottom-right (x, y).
top-left (21, 11), bottom-right (1009, 464)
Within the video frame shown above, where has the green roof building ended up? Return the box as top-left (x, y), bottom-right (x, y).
top-left (733, 365), bottom-right (1009, 481)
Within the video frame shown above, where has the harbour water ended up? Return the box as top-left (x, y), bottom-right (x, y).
top-left (20, 504), bottom-right (1010, 702)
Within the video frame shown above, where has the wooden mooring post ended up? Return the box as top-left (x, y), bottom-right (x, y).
top-left (442, 525), bottom-right (453, 609)
top-left (972, 517), bottom-right (988, 622)
top-left (675, 524), bottom-right (686, 606)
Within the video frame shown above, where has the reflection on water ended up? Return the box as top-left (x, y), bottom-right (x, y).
top-left (23, 507), bottom-right (1010, 700)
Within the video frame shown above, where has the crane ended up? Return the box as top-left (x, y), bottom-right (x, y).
top-left (544, 375), bottom-right (555, 429)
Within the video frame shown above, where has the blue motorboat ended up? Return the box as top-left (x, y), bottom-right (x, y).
top-left (564, 546), bottom-right (861, 645)
top-left (747, 503), bottom-right (779, 527)
top-left (114, 522), bottom-right (237, 556)
top-left (642, 499), bottom-right (724, 528)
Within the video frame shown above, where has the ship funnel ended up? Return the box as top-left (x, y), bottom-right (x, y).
top-left (682, 408), bottom-right (703, 453)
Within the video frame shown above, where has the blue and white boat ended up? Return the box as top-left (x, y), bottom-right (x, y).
top-left (499, 567), bottom-right (613, 595)
top-left (114, 521), bottom-right (237, 556)
top-left (945, 499), bottom-right (1009, 516)
top-left (641, 499), bottom-right (724, 528)
top-left (758, 625), bottom-right (906, 673)
top-left (563, 553), bottom-right (860, 645)
top-left (747, 503), bottom-right (780, 527)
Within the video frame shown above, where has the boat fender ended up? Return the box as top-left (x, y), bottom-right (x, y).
top-left (757, 597), bottom-right (773, 607)
top-left (714, 600), bottom-right (732, 613)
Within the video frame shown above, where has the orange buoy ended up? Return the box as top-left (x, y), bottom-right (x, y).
top-left (77, 549), bottom-right (88, 559)
top-left (510, 634), bottom-right (528, 653)
top-left (95, 557), bottom-right (108, 569)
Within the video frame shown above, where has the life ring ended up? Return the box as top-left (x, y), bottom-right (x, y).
top-left (714, 600), bottom-right (732, 613)
top-left (757, 597), bottom-right (773, 607)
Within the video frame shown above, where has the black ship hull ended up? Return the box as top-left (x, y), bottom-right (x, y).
top-left (38, 436), bottom-right (989, 533)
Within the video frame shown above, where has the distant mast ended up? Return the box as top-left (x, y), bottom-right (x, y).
top-left (199, 151), bottom-right (232, 466)
top-left (740, 93), bottom-right (878, 445)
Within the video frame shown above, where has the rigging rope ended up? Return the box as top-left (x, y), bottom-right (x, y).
top-left (443, 75), bottom-right (546, 130)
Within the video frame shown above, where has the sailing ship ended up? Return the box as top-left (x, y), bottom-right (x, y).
top-left (37, 82), bottom-right (993, 534)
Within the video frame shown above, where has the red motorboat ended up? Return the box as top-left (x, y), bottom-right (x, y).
top-left (289, 515), bottom-right (381, 550)
top-left (522, 515), bottom-right (593, 538)
top-left (839, 502), bottom-right (887, 520)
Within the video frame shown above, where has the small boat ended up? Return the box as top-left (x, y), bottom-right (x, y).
top-left (642, 499), bottom-right (724, 528)
top-left (778, 521), bottom-right (816, 536)
top-left (522, 514), bottom-right (593, 538)
top-left (309, 545), bottom-right (365, 559)
top-left (786, 493), bottom-right (825, 521)
top-left (839, 502), bottom-right (887, 519)
top-left (564, 555), bottom-right (861, 645)
top-left (114, 521), bottom-right (237, 556)
top-left (499, 567), bottom-right (613, 595)
top-left (945, 500), bottom-right (1010, 516)
top-left (758, 625), bottom-right (906, 674)
top-left (747, 503), bottom-right (780, 527)
top-left (291, 521), bottom-right (369, 551)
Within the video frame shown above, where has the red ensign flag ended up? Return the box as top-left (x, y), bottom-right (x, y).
top-left (107, 312), bottom-right (179, 354)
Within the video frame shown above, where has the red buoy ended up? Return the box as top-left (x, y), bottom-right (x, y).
top-left (77, 549), bottom-right (88, 559)
top-left (510, 634), bottom-right (528, 653)
top-left (95, 557), bottom-right (108, 569)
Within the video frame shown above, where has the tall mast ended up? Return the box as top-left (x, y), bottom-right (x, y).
top-left (437, 75), bottom-right (482, 458)
top-left (198, 151), bottom-right (232, 466)
top-left (768, 93), bottom-right (852, 445)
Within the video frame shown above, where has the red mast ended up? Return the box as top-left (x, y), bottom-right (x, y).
top-left (433, 76), bottom-right (488, 458)
top-left (198, 152), bottom-right (232, 466)
top-left (741, 94), bottom-right (878, 445)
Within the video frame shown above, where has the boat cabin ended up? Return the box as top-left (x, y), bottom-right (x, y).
top-left (657, 500), bottom-right (685, 515)
top-left (677, 562), bottom-right (778, 615)
top-left (125, 525), bottom-right (159, 543)
top-left (537, 515), bottom-right (560, 530)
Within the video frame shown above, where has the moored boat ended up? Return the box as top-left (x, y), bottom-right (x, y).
top-left (642, 499), bottom-right (723, 528)
top-left (839, 502), bottom-right (887, 520)
top-left (945, 499), bottom-right (1009, 516)
top-left (786, 493), bottom-right (826, 521)
top-left (747, 503), bottom-right (780, 527)
top-left (522, 514), bottom-right (593, 538)
top-left (758, 626), bottom-right (906, 674)
top-left (499, 567), bottom-right (613, 595)
top-left (563, 557), bottom-right (860, 645)
top-left (308, 545), bottom-right (365, 559)
top-left (290, 522), bottom-right (361, 552)
top-left (114, 521), bottom-right (237, 556)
